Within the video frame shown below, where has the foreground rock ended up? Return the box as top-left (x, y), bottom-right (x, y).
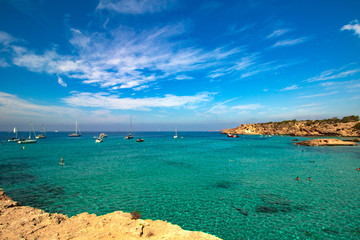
top-left (0, 189), bottom-right (221, 240)
top-left (296, 139), bottom-right (358, 146)
top-left (222, 116), bottom-right (360, 137)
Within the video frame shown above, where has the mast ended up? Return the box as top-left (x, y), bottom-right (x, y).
top-left (130, 116), bottom-right (133, 135)
top-left (75, 121), bottom-right (78, 134)
top-left (42, 123), bottom-right (46, 136)
top-left (28, 122), bottom-right (31, 139)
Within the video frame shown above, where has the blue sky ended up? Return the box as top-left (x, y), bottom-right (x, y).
top-left (0, 0), bottom-right (359, 131)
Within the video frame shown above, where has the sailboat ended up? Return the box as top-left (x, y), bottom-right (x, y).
top-left (68, 121), bottom-right (81, 137)
top-left (8, 127), bottom-right (19, 142)
top-left (173, 127), bottom-right (178, 138)
top-left (36, 123), bottom-right (46, 139)
top-left (124, 117), bottom-right (133, 139)
top-left (18, 122), bottom-right (37, 144)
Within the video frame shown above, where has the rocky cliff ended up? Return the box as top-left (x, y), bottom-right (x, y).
top-left (0, 189), bottom-right (221, 240)
top-left (222, 116), bottom-right (360, 137)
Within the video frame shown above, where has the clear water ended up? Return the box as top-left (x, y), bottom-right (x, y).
top-left (1, 131), bottom-right (360, 239)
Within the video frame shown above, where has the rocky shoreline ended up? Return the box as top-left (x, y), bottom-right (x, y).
top-left (295, 138), bottom-right (358, 146)
top-left (222, 116), bottom-right (360, 137)
top-left (0, 189), bottom-right (221, 240)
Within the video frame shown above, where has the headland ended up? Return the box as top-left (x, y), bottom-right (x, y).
top-left (222, 115), bottom-right (360, 137)
top-left (0, 189), bottom-right (221, 240)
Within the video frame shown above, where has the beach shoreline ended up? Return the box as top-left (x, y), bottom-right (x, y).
top-left (0, 188), bottom-right (221, 240)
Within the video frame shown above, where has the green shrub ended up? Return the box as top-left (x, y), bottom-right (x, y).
top-left (354, 122), bottom-right (360, 130)
top-left (131, 210), bottom-right (141, 220)
top-left (341, 115), bottom-right (359, 123)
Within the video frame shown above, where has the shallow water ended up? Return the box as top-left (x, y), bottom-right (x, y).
top-left (1, 132), bottom-right (360, 239)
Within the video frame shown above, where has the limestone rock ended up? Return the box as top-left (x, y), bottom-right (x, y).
top-left (0, 189), bottom-right (221, 240)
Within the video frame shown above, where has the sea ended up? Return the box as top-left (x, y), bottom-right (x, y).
top-left (0, 131), bottom-right (359, 240)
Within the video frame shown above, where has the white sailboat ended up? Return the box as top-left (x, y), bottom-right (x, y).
top-left (36, 123), bottom-right (46, 139)
top-left (124, 117), bottom-right (133, 139)
top-left (69, 121), bottom-right (81, 137)
top-left (174, 127), bottom-right (178, 138)
top-left (8, 127), bottom-right (19, 142)
top-left (18, 122), bottom-right (37, 144)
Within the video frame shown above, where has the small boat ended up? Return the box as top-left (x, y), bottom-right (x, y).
top-left (174, 127), bottom-right (178, 138)
top-left (95, 137), bottom-right (103, 143)
top-left (125, 117), bottom-right (134, 139)
top-left (36, 123), bottom-right (47, 139)
top-left (69, 121), bottom-right (81, 137)
top-left (99, 133), bottom-right (108, 138)
top-left (136, 138), bottom-right (144, 142)
top-left (8, 127), bottom-right (19, 142)
top-left (18, 122), bottom-right (37, 144)
top-left (227, 133), bottom-right (239, 138)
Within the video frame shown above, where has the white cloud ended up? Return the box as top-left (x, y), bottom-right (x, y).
top-left (232, 104), bottom-right (263, 110)
top-left (267, 29), bottom-right (290, 39)
top-left (306, 66), bottom-right (360, 82)
top-left (97, 0), bottom-right (176, 14)
top-left (320, 80), bottom-right (360, 89)
top-left (0, 58), bottom-right (10, 67)
top-left (341, 20), bottom-right (360, 38)
top-left (280, 84), bottom-right (299, 91)
top-left (272, 37), bottom-right (308, 48)
top-left (0, 31), bottom-right (17, 45)
top-left (63, 91), bottom-right (213, 110)
top-left (4, 25), bottom-right (247, 91)
top-left (298, 91), bottom-right (338, 99)
top-left (57, 76), bottom-right (67, 87)
top-left (0, 91), bottom-right (81, 121)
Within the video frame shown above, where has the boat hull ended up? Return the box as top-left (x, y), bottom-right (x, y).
top-left (18, 140), bottom-right (37, 144)
top-left (68, 133), bottom-right (81, 137)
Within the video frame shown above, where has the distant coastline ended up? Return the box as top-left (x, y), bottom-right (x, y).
top-left (222, 115), bottom-right (360, 137)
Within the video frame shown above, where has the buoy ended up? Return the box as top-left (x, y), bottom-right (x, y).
top-left (23, 146), bottom-right (25, 149)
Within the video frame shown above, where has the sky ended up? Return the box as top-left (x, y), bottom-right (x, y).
top-left (0, 0), bottom-right (360, 131)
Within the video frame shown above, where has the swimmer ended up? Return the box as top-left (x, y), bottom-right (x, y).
top-left (59, 157), bottom-right (64, 165)
top-left (308, 177), bottom-right (311, 181)
top-left (295, 176), bottom-right (300, 181)
top-left (357, 168), bottom-right (360, 171)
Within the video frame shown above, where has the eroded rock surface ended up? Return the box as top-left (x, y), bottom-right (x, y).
top-left (0, 189), bottom-right (221, 240)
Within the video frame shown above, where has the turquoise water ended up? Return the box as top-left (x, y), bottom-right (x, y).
top-left (1, 131), bottom-right (360, 239)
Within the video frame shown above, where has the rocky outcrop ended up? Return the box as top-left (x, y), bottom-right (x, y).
top-left (222, 117), bottom-right (360, 137)
top-left (296, 139), bottom-right (358, 146)
top-left (0, 189), bottom-right (221, 240)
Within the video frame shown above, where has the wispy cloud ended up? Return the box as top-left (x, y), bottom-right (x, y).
top-left (63, 91), bottom-right (213, 110)
top-left (267, 29), bottom-right (290, 39)
top-left (57, 76), bottom-right (67, 87)
top-left (241, 58), bottom-right (305, 78)
top-left (0, 91), bottom-right (81, 121)
top-left (272, 37), bottom-right (309, 48)
top-left (306, 65), bottom-right (360, 82)
top-left (280, 84), bottom-right (299, 91)
top-left (202, 97), bottom-right (239, 115)
top-left (341, 20), bottom-right (360, 38)
top-left (232, 103), bottom-right (263, 110)
top-left (0, 91), bottom-right (134, 127)
top-left (0, 31), bottom-right (18, 45)
top-left (3, 24), bottom-right (246, 90)
top-left (0, 58), bottom-right (10, 67)
top-left (298, 91), bottom-right (338, 99)
top-left (320, 80), bottom-right (360, 89)
top-left (97, 0), bottom-right (176, 14)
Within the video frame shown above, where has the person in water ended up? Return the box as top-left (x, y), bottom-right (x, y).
top-left (308, 177), bottom-right (311, 181)
top-left (295, 176), bottom-right (300, 181)
top-left (60, 157), bottom-right (64, 165)
top-left (357, 168), bottom-right (360, 171)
